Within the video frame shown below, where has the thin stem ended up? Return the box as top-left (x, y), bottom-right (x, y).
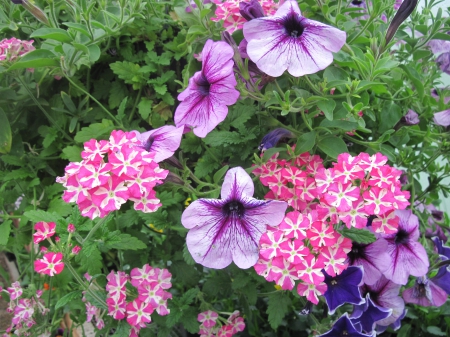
top-left (81, 215), bottom-right (112, 245)
top-left (348, 16), bottom-right (375, 44)
top-left (128, 87), bottom-right (143, 123)
top-left (303, 76), bottom-right (322, 95)
top-left (300, 109), bottom-right (313, 131)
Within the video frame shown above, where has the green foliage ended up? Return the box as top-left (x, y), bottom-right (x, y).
top-left (267, 292), bottom-right (292, 330)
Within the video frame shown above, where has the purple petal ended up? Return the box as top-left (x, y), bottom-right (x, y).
top-left (318, 313), bottom-right (375, 337)
top-left (351, 295), bottom-right (392, 333)
top-left (134, 125), bottom-right (184, 162)
top-left (402, 276), bottom-right (448, 307)
top-left (395, 209), bottom-right (420, 238)
top-left (433, 109), bottom-right (450, 127)
top-left (201, 40), bottom-right (235, 84)
top-left (221, 167), bottom-right (255, 199)
top-left (431, 265), bottom-right (450, 294)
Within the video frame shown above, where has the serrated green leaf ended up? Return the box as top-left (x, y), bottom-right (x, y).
top-left (339, 227), bottom-right (376, 244)
top-left (111, 321), bottom-right (131, 337)
top-left (2, 168), bottom-right (34, 181)
top-left (74, 119), bottom-right (114, 143)
top-left (61, 145), bottom-right (82, 162)
top-left (117, 97), bottom-right (128, 121)
top-left (183, 244), bottom-right (196, 266)
top-left (231, 273), bottom-right (251, 290)
top-left (138, 98), bottom-right (152, 120)
top-left (267, 292), bottom-right (291, 330)
top-left (109, 81), bottom-right (127, 109)
top-left (166, 306), bottom-right (183, 328)
top-left (0, 108), bottom-right (12, 154)
top-left (43, 128), bottom-right (58, 148)
top-left (55, 290), bottom-right (82, 309)
top-left (23, 210), bottom-right (61, 223)
top-left (180, 307), bottom-right (200, 334)
top-left (179, 288), bottom-right (199, 306)
top-left (0, 220), bottom-right (12, 246)
top-left (194, 154), bottom-right (219, 179)
top-left (154, 84), bottom-right (167, 95)
top-left (295, 131), bottom-right (316, 155)
top-left (317, 136), bottom-right (348, 159)
top-left (84, 290), bottom-right (108, 309)
top-left (76, 241), bottom-right (102, 274)
top-left (103, 231), bottom-right (147, 251)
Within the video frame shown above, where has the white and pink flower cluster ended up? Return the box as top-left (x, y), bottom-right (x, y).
top-left (0, 37), bottom-right (35, 62)
top-left (56, 130), bottom-right (169, 219)
top-left (84, 264), bottom-right (172, 337)
top-left (1, 282), bottom-right (48, 336)
top-left (198, 310), bottom-right (245, 337)
top-left (252, 150), bottom-right (410, 303)
top-left (211, 0), bottom-right (277, 33)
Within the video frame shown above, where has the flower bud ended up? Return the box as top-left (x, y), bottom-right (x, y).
top-left (40, 246), bottom-right (48, 253)
top-left (67, 223), bottom-right (75, 233)
top-left (258, 128), bottom-right (295, 151)
top-left (72, 246), bottom-right (81, 255)
top-left (55, 236), bottom-right (60, 243)
top-left (239, 0), bottom-right (265, 21)
top-left (401, 109), bottom-right (420, 125)
top-left (22, 0), bottom-right (50, 26)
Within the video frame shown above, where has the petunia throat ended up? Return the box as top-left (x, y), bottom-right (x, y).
top-left (283, 12), bottom-right (305, 38)
top-left (195, 74), bottom-right (211, 96)
top-left (223, 200), bottom-right (245, 218)
top-left (394, 229), bottom-right (409, 244)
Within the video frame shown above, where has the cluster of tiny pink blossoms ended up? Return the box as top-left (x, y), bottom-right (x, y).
top-left (211, 0), bottom-right (277, 33)
top-left (252, 150), bottom-right (410, 303)
top-left (0, 37), bottom-right (35, 62)
top-left (198, 310), bottom-right (245, 337)
top-left (1, 282), bottom-right (49, 337)
top-left (56, 130), bottom-right (169, 220)
top-left (83, 264), bottom-right (172, 337)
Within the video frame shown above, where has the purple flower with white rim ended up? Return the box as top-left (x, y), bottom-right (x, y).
top-left (175, 40), bottom-right (240, 138)
top-left (402, 276), bottom-right (448, 307)
top-left (375, 309), bottom-right (406, 333)
top-left (243, 0), bottom-right (346, 77)
top-left (351, 294), bottom-right (392, 333)
top-left (181, 167), bottom-right (288, 269)
top-left (430, 264), bottom-right (450, 295)
top-left (133, 125), bottom-right (184, 163)
top-left (380, 209), bottom-right (429, 285)
top-left (318, 313), bottom-right (375, 337)
top-left (323, 266), bottom-right (365, 315)
top-left (433, 109), bottom-right (450, 127)
top-left (258, 128), bottom-right (295, 151)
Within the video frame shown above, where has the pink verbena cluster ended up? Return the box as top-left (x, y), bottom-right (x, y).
top-left (198, 310), bottom-right (245, 337)
top-left (56, 130), bottom-right (169, 219)
top-left (211, 0), bottom-right (277, 33)
top-left (252, 150), bottom-right (410, 303)
top-left (0, 37), bottom-right (35, 62)
top-left (1, 282), bottom-right (48, 336)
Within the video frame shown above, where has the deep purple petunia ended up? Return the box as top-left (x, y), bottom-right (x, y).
top-left (323, 266), bottom-right (365, 315)
top-left (376, 308), bottom-right (406, 333)
top-left (318, 313), bottom-right (375, 337)
top-left (430, 264), bottom-right (450, 295)
top-left (243, 0), bottom-right (346, 77)
top-left (181, 167), bottom-right (287, 269)
top-left (380, 210), bottom-right (429, 285)
top-left (351, 294), bottom-right (392, 333)
top-left (433, 109), bottom-right (450, 127)
top-left (175, 40), bottom-right (240, 138)
top-left (345, 239), bottom-right (390, 285)
top-left (402, 276), bottom-right (448, 307)
top-left (258, 128), bottom-right (295, 151)
top-left (133, 125), bottom-right (184, 163)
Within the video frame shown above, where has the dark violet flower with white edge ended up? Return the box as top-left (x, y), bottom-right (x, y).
top-left (402, 276), bottom-right (447, 307)
top-left (431, 237), bottom-right (450, 259)
top-left (345, 239), bottom-right (391, 285)
top-left (430, 264), bottom-right (450, 295)
top-left (349, 0), bottom-right (366, 9)
top-left (401, 109), bottom-right (419, 125)
top-left (175, 40), bottom-right (240, 138)
top-left (258, 128), bottom-right (295, 151)
top-left (323, 266), bottom-right (365, 315)
top-left (243, 0), bottom-right (346, 77)
top-left (318, 313), bottom-right (375, 337)
top-left (351, 294), bottom-right (392, 333)
top-left (433, 109), bottom-right (450, 127)
top-left (133, 125), bottom-right (184, 163)
top-left (380, 209), bottom-right (429, 285)
top-left (181, 167), bottom-right (287, 269)
top-left (376, 309), bottom-right (406, 333)
top-left (436, 52), bottom-right (450, 75)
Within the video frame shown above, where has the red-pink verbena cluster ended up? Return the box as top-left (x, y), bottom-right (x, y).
top-left (56, 130), bottom-right (168, 219)
top-left (252, 150), bottom-right (410, 304)
top-left (198, 310), bottom-right (245, 337)
top-left (0, 37), bottom-right (35, 62)
top-left (211, 0), bottom-right (278, 33)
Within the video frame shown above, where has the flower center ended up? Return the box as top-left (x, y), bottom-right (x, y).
top-left (196, 74), bottom-right (211, 96)
top-left (347, 242), bottom-right (366, 263)
top-left (394, 229), bottom-right (409, 244)
top-left (223, 201), bottom-right (245, 218)
top-left (351, 0), bottom-right (364, 5)
top-left (283, 12), bottom-right (305, 38)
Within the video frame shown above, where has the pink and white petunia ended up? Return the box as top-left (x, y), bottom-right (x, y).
top-left (33, 221), bottom-right (56, 244)
top-left (34, 252), bottom-right (65, 276)
top-left (91, 176), bottom-right (130, 212)
top-left (126, 299), bottom-right (153, 328)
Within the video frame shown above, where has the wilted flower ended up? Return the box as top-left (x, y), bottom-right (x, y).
top-left (175, 40), bottom-right (240, 138)
top-left (433, 109), bottom-right (450, 127)
top-left (258, 128), bottom-right (295, 151)
top-left (385, 0), bottom-right (418, 46)
top-left (181, 167), bottom-right (287, 269)
top-left (401, 109), bottom-right (419, 125)
top-left (243, 0), bottom-right (346, 77)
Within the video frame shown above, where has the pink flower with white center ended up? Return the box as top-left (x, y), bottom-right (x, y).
top-left (78, 196), bottom-right (106, 220)
top-left (323, 182), bottom-right (360, 212)
top-left (0, 38), bottom-right (35, 61)
top-left (153, 268), bottom-right (172, 289)
top-left (108, 145), bottom-right (142, 177)
top-left (106, 296), bottom-right (127, 320)
top-left (198, 310), bottom-right (219, 328)
top-left (96, 319), bottom-right (105, 330)
top-left (127, 165), bottom-right (166, 198)
top-left (81, 139), bottom-right (109, 162)
top-left (85, 302), bottom-right (98, 322)
top-left (280, 166), bottom-right (307, 186)
top-left (307, 221), bottom-right (337, 248)
top-left (129, 326), bottom-right (140, 337)
top-left (338, 199), bottom-right (368, 229)
top-left (91, 176), bottom-right (130, 212)
top-left (368, 165), bottom-right (401, 189)
top-left (371, 210), bottom-right (399, 234)
top-left (126, 299), bottom-right (153, 328)
top-left (306, 155), bottom-right (325, 176)
top-left (71, 246), bottom-right (81, 255)
top-left (108, 130), bottom-right (138, 153)
top-left (33, 221), bottom-right (56, 244)
top-left (152, 291), bottom-right (172, 316)
top-left (254, 255), bottom-right (282, 282)
top-left (316, 204), bottom-right (339, 224)
top-left (62, 175), bottom-right (90, 204)
top-left (356, 152), bottom-right (388, 171)
top-left (271, 256), bottom-right (299, 290)
top-left (320, 246), bottom-right (348, 277)
top-left (279, 238), bottom-right (310, 264)
top-left (278, 211), bottom-right (309, 240)
top-left (67, 223), bottom-right (75, 233)
top-left (363, 187), bottom-right (394, 215)
top-left (137, 283), bottom-right (165, 304)
top-left (130, 190), bottom-right (162, 213)
top-left (295, 177), bottom-right (318, 202)
top-left (78, 161), bottom-right (112, 188)
top-left (268, 174), bottom-right (292, 198)
top-left (106, 271), bottom-right (128, 300)
top-left (34, 252), bottom-right (64, 276)
top-left (40, 246), bottom-right (48, 253)
top-left (296, 281), bottom-right (327, 305)
top-left (331, 235), bottom-right (353, 255)
top-left (227, 314), bottom-right (245, 334)
top-left (295, 254), bottom-right (326, 285)
top-left (130, 264), bottom-right (156, 287)
top-left (315, 168), bottom-right (336, 194)
top-left (333, 160), bottom-right (365, 185)
top-left (217, 325), bottom-right (233, 337)
top-left (7, 282), bottom-right (22, 301)
top-left (391, 186), bottom-right (410, 210)
top-left (259, 228), bottom-right (285, 260)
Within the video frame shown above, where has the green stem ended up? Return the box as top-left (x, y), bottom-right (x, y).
top-left (128, 86), bottom-right (143, 123)
top-left (300, 109), bottom-right (313, 132)
top-left (81, 215), bottom-right (112, 245)
top-left (349, 17), bottom-right (375, 44)
top-left (303, 76), bottom-right (322, 95)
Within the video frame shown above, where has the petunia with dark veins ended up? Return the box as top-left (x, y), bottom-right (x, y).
top-left (402, 276), bottom-right (448, 307)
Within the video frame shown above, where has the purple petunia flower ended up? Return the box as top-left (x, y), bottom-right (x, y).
top-left (181, 167), bottom-right (287, 269)
top-left (380, 210), bottom-right (429, 285)
top-left (258, 128), bottom-right (295, 151)
top-left (239, 0), bottom-right (265, 21)
top-left (323, 266), bottom-right (365, 315)
top-left (433, 109), bottom-right (450, 127)
top-left (175, 40), bottom-right (240, 138)
top-left (318, 313), bottom-right (375, 337)
top-left (243, 0), bottom-right (346, 77)
top-left (401, 109), bottom-right (419, 125)
top-left (351, 294), bottom-right (392, 333)
top-left (133, 125), bottom-right (184, 163)
top-left (376, 309), bottom-right (406, 333)
top-left (402, 276), bottom-right (448, 307)
top-left (436, 52), bottom-right (450, 75)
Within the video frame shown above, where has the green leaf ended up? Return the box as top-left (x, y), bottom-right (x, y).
top-left (23, 210), bottom-right (60, 223)
top-left (88, 44), bottom-right (101, 63)
top-left (76, 241), bottom-right (102, 274)
top-left (0, 220), bottom-right (12, 246)
top-left (231, 273), bottom-right (251, 290)
top-left (317, 136), bottom-right (348, 159)
top-left (397, 324), bottom-right (411, 337)
top-left (213, 165), bottom-right (229, 184)
top-left (339, 227), bottom-right (376, 244)
top-left (427, 326), bottom-right (447, 336)
top-left (8, 49), bottom-right (59, 70)
top-left (179, 288), bottom-right (199, 306)
top-left (320, 119), bottom-right (359, 131)
top-left (62, 22), bottom-right (91, 38)
top-left (138, 98), bottom-right (152, 120)
top-left (117, 97), bottom-right (128, 121)
top-left (0, 107), bottom-right (12, 154)
top-left (294, 131), bottom-right (316, 155)
top-left (399, 65), bottom-right (424, 100)
top-left (317, 100), bottom-right (336, 120)
top-left (55, 290), bottom-right (82, 309)
top-left (379, 102), bottom-right (402, 134)
top-left (30, 28), bottom-right (72, 43)
top-left (194, 154), bottom-right (220, 179)
top-left (110, 61), bottom-right (143, 86)
top-left (84, 290), bottom-right (108, 310)
top-left (183, 244), bottom-right (196, 265)
top-left (61, 145), bottom-right (82, 162)
top-left (180, 307), bottom-right (200, 334)
top-left (103, 231), bottom-right (147, 251)
top-left (61, 91), bottom-right (77, 113)
top-left (267, 292), bottom-right (291, 330)
top-left (112, 321), bottom-right (131, 337)
top-left (154, 84), bottom-right (167, 95)
top-left (74, 119), bottom-right (114, 143)
top-left (166, 306), bottom-right (183, 328)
